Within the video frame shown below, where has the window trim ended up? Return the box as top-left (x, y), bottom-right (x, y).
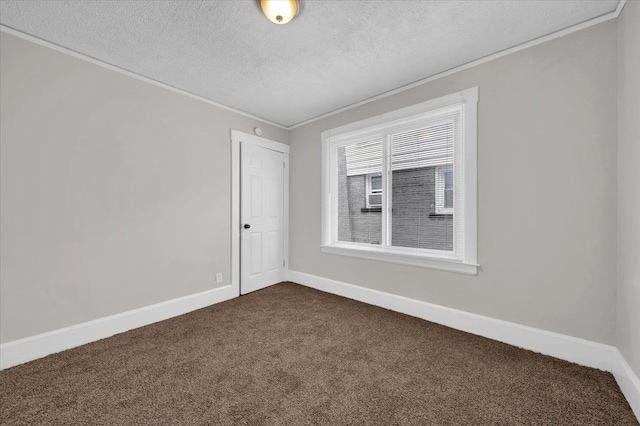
top-left (321, 87), bottom-right (478, 275)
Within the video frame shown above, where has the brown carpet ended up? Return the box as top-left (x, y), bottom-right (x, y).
top-left (0, 283), bottom-right (637, 425)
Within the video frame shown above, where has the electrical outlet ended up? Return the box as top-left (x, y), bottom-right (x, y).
top-left (215, 273), bottom-right (223, 284)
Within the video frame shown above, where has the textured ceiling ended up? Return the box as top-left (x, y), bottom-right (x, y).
top-left (0, 0), bottom-right (620, 127)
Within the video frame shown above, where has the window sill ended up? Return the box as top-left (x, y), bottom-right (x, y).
top-left (320, 245), bottom-right (478, 275)
top-left (360, 209), bottom-right (450, 215)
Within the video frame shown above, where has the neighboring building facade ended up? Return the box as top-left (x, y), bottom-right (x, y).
top-left (337, 149), bottom-right (454, 251)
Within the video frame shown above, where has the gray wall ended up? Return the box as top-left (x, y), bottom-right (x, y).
top-left (617, 0), bottom-right (640, 377)
top-left (289, 21), bottom-right (618, 344)
top-left (0, 16), bottom-right (629, 354)
top-left (0, 33), bottom-right (288, 343)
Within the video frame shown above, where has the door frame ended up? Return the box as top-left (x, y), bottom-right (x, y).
top-left (231, 129), bottom-right (289, 296)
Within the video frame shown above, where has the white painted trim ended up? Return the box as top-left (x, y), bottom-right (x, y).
top-left (0, 285), bottom-right (237, 370)
top-left (284, 153), bottom-right (290, 269)
top-left (287, 2), bottom-right (626, 129)
top-left (612, 349), bottom-right (640, 420)
top-left (320, 245), bottom-right (478, 275)
top-left (231, 130), bottom-right (290, 154)
top-left (231, 133), bottom-right (241, 296)
top-left (462, 96), bottom-right (478, 266)
top-left (285, 270), bottom-right (616, 371)
top-left (322, 88), bottom-right (477, 140)
top-left (618, 0), bottom-right (630, 16)
top-left (0, 25), bottom-right (287, 130)
top-left (230, 130), bottom-right (289, 295)
top-left (321, 133), bottom-right (331, 245)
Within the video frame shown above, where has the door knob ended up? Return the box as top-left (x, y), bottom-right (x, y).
top-left (244, 224), bottom-right (251, 229)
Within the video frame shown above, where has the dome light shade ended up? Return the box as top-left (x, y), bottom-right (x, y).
top-left (260, 0), bottom-right (299, 25)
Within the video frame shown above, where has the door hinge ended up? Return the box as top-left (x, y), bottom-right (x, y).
top-left (283, 161), bottom-right (286, 168)
top-left (283, 259), bottom-right (286, 267)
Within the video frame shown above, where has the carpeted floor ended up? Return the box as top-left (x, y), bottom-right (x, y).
top-left (0, 282), bottom-right (637, 425)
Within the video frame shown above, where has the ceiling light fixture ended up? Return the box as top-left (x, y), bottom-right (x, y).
top-left (260, 0), bottom-right (299, 25)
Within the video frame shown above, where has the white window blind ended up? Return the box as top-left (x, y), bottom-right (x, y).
top-left (344, 122), bottom-right (454, 176)
top-left (344, 139), bottom-right (383, 176)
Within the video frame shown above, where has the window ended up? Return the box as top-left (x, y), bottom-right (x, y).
top-left (366, 173), bottom-right (383, 207)
top-left (435, 166), bottom-right (454, 214)
top-left (321, 88), bottom-right (478, 274)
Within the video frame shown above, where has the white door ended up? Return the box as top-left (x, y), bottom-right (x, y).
top-left (241, 143), bottom-right (285, 294)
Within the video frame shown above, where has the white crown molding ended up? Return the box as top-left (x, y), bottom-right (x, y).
top-left (286, 269), bottom-right (639, 422)
top-left (1, 1), bottom-right (627, 131)
top-left (0, 285), bottom-right (237, 370)
top-left (0, 0), bottom-right (627, 130)
top-left (0, 25), bottom-right (288, 130)
top-left (287, 0), bottom-right (628, 130)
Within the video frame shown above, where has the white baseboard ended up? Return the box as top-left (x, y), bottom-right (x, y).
top-left (286, 270), bottom-right (616, 370)
top-left (0, 285), bottom-right (237, 370)
top-left (286, 269), bottom-right (640, 421)
top-left (2, 273), bottom-right (638, 422)
top-left (612, 349), bottom-right (640, 420)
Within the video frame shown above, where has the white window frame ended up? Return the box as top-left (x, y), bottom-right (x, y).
top-left (321, 88), bottom-right (478, 275)
top-left (435, 165), bottom-right (454, 215)
top-left (365, 173), bottom-right (383, 208)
